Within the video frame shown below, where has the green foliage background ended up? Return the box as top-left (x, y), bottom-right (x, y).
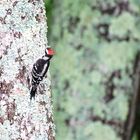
top-left (45, 0), bottom-right (140, 140)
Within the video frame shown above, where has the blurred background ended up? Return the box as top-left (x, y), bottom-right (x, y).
top-left (45, 0), bottom-right (140, 140)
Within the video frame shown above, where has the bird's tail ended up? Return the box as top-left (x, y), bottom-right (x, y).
top-left (30, 86), bottom-right (37, 100)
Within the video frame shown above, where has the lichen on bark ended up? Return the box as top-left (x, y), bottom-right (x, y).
top-left (0, 0), bottom-right (55, 139)
top-left (48, 0), bottom-right (140, 140)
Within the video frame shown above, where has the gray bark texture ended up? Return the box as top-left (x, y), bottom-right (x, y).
top-left (0, 0), bottom-right (55, 140)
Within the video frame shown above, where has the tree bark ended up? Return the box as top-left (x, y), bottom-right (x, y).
top-left (0, 0), bottom-right (55, 139)
top-left (48, 1), bottom-right (140, 140)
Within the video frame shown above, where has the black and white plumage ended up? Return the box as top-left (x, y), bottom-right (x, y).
top-left (30, 48), bottom-right (54, 100)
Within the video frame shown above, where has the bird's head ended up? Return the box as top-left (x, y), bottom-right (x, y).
top-left (44, 48), bottom-right (55, 60)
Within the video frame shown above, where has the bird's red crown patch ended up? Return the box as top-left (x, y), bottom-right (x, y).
top-left (46, 48), bottom-right (55, 56)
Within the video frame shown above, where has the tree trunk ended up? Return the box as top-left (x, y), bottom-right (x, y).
top-left (48, 1), bottom-right (140, 140)
top-left (0, 0), bottom-right (55, 139)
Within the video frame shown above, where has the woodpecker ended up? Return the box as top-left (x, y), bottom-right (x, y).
top-left (30, 48), bottom-right (54, 100)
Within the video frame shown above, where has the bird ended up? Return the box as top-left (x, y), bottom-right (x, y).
top-left (30, 48), bottom-right (54, 100)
